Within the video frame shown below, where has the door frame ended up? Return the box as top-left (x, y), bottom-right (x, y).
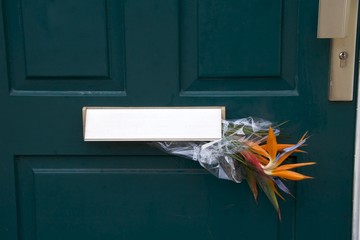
top-left (352, 49), bottom-right (360, 240)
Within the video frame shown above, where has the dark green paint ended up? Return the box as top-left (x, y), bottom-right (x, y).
top-left (198, 0), bottom-right (282, 77)
top-left (0, 0), bottom-right (357, 239)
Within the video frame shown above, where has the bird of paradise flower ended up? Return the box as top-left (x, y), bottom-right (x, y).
top-left (230, 127), bottom-right (315, 219)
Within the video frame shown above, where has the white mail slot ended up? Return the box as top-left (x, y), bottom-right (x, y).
top-left (83, 107), bottom-right (225, 141)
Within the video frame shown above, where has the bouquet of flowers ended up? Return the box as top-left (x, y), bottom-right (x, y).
top-left (152, 117), bottom-right (315, 219)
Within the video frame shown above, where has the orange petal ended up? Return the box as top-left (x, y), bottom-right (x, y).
top-left (293, 149), bottom-right (307, 153)
top-left (250, 144), bottom-right (270, 159)
top-left (270, 170), bottom-right (313, 180)
top-left (274, 137), bottom-right (308, 168)
top-left (261, 144), bottom-right (306, 153)
top-left (273, 162), bottom-right (316, 172)
top-left (256, 155), bottom-right (270, 165)
top-left (261, 144), bottom-right (292, 151)
top-left (266, 127), bottom-right (278, 160)
top-left (273, 151), bottom-right (294, 168)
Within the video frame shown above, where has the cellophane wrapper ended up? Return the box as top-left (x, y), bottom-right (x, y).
top-left (151, 117), bottom-right (279, 183)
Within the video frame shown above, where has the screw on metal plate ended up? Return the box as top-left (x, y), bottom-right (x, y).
top-left (339, 51), bottom-right (348, 68)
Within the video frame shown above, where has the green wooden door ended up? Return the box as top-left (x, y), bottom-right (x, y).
top-left (0, 0), bottom-right (356, 239)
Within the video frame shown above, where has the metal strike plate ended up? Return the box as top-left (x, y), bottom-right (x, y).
top-left (328, 0), bottom-right (358, 101)
top-left (318, 0), bottom-right (358, 101)
top-left (83, 107), bottom-right (225, 141)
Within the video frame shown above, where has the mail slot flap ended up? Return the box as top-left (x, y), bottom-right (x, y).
top-left (83, 107), bottom-right (225, 141)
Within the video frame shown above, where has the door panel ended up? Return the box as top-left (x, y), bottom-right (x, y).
top-left (4, 0), bottom-right (125, 94)
top-left (16, 156), bottom-right (283, 240)
top-left (0, 0), bottom-right (356, 239)
top-left (181, 0), bottom-right (297, 94)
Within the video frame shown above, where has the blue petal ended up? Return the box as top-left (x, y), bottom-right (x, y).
top-left (274, 178), bottom-right (294, 197)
